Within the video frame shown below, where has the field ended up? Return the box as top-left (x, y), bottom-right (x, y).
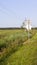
top-left (0, 29), bottom-right (37, 65)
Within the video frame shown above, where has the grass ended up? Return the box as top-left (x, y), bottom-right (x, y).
top-left (0, 29), bottom-right (28, 62)
top-left (0, 29), bottom-right (37, 65)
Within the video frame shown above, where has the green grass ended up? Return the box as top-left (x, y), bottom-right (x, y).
top-left (2, 32), bottom-right (37, 65)
top-left (0, 29), bottom-right (37, 65)
top-left (0, 29), bottom-right (28, 62)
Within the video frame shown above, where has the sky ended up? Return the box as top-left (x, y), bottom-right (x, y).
top-left (0, 0), bottom-right (37, 27)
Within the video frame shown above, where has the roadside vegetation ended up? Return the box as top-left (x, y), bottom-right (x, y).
top-left (0, 29), bottom-right (37, 65)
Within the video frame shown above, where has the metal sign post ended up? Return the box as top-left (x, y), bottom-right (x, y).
top-left (25, 19), bottom-right (32, 43)
top-left (27, 19), bottom-right (32, 43)
top-left (22, 18), bottom-right (32, 43)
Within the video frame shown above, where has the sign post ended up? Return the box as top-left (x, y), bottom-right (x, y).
top-left (22, 18), bottom-right (32, 43)
top-left (24, 19), bottom-right (32, 42)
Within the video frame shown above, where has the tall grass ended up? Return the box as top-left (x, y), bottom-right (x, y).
top-left (0, 29), bottom-right (37, 64)
top-left (0, 30), bottom-right (28, 62)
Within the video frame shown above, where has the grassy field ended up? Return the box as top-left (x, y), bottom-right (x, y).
top-left (0, 29), bottom-right (37, 65)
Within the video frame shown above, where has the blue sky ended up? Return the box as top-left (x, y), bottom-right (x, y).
top-left (0, 0), bottom-right (37, 27)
